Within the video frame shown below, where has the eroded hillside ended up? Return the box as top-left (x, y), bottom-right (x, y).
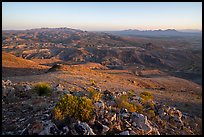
top-left (2, 28), bottom-right (202, 135)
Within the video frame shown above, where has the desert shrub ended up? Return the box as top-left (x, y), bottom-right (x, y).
top-left (122, 101), bottom-right (137, 112)
top-left (146, 109), bottom-right (156, 119)
top-left (127, 90), bottom-right (135, 98)
top-left (54, 94), bottom-right (94, 122)
top-left (87, 86), bottom-right (102, 102)
top-left (90, 79), bottom-right (95, 86)
top-left (140, 91), bottom-right (153, 102)
top-left (77, 96), bottom-right (94, 121)
top-left (134, 103), bottom-right (144, 113)
top-left (54, 107), bottom-right (64, 120)
top-left (33, 82), bottom-right (52, 96)
top-left (116, 94), bottom-right (143, 113)
top-left (144, 101), bottom-right (155, 110)
top-left (120, 94), bottom-right (128, 101)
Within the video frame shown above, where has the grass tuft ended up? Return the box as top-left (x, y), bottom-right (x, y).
top-left (33, 82), bottom-right (52, 96)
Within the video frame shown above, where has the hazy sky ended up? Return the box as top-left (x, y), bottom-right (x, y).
top-left (2, 2), bottom-right (202, 31)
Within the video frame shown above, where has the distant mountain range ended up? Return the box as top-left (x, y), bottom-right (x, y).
top-left (103, 29), bottom-right (202, 37)
top-left (3, 27), bottom-right (202, 37)
top-left (178, 29), bottom-right (202, 33)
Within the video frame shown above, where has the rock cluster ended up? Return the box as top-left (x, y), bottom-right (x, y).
top-left (2, 80), bottom-right (202, 135)
top-left (2, 80), bottom-right (15, 97)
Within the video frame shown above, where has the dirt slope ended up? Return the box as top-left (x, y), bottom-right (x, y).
top-left (2, 52), bottom-right (49, 77)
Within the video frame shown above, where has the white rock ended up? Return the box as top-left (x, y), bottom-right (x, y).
top-left (144, 117), bottom-right (152, 134)
top-left (129, 130), bottom-right (137, 135)
top-left (165, 107), bottom-right (171, 113)
top-left (94, 100), bottom-right (105, 110)
top-left (131, 113), bottom-right (153, 134)
top-left (119, 130), bottom-right (129, 135)
top-left (176, 110), bottom-right (182, 118)
top-left (3, 80), bottom-right (12, 86)
top-left (39, 120), bottom-right (59, 135)
top-left (63, 89), bottom-right (70, 94)
top-left (132, 122), bottom-right (137, 127)
top-left (152, 127), bottom-right (160, 135)
top-left (63, 126), bottom-right (69, 135)
top-left (124, 120), bottom-right (131, 127)
top-left (55, 84), bottom-right (64, 92)
top-left (28, 120), bottom-right (59, 135)
top-left (102, 125), bottom-right (110, 134)
top-left (111, 113), bottom-right (117, 122)
top-left (127, 128), bottom-right (132, 131)
top-left (23, 85), bottom-right (31, 91)
top-left (121, 113), bottom-right (129, 118)
top-left (80, 122), bottom-right (96, 135)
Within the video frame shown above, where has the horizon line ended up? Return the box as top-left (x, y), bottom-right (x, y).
top-left (2, 27), bottom-right (202, 32)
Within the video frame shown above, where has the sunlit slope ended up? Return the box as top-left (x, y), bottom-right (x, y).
top-left (2, 52), bottom-right (49, 69)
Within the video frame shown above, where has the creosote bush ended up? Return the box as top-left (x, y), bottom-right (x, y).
top-left (133, 103), bottom-right (144, 113)
top-left (90, 79), bottom-right (96, 86)
top-left (33, 82), bottom-right (52, 96)
top-left (116, 94), bottom-right (143, 113)
top-left (146, 109), bottom-right (156, 119)
top-left (127, 90), bottom-right (135, 98)
top-left (54, 94), bottom-right (94, 122)
top-left (123, 102), bottom-right (137, 112)
top-left (145, 101), bottom-right (155, 110)
top-left (140, 91), bottom-right (153, 102)
top-left (115, 92), bottom-right (145, 113)
top-left (87, 86), bottom-right (102, 102)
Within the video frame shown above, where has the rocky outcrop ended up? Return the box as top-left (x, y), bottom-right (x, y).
top-left (2, 80), bottom-right (202, 135)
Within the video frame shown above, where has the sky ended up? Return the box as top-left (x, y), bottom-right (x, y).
top-left (2, 2), bottom-right (202, 31)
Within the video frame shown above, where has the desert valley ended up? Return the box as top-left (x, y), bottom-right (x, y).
top-left (2, 1), bottom-right (202, 135)
top-left (2, 27), bottom-right (202, 135)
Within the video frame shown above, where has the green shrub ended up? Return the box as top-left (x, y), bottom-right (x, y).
top-left (134, 103), bottom-right (144, 113)
top-left (122, 101), bottom-right (137, 112)
top-left (120, 94), bottom-right (128, 101)
top-left (54, 94), bottom-right (94, 122)
top-left (145, 101), bottom-right (155, 110)
top-left (90, 79), bottom-right (95, 86)
top-left (140, 91), bottom-right (153, 101)
top-left (146, 109), bottom-right (156, 119)
top-left (87, 86), bottom-right (102, 102)
top-left (127, 90), bottom-right (135, 98)
top-left (116, 94), bottom-right (143, 113)
top-left (33, 82), bottom-right (52, 96)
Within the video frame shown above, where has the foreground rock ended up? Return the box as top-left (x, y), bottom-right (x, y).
top-left (2, 80), bottom-right (202, 135)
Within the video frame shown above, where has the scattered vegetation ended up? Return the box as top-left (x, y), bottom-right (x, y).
top-left (116, 94), bottom-right (143, 113)
top-left (133, 103), bottom-right (144, 113)
top-left (146, 109), bottom-right (156, 119)
top-left (140, 91), bottom-right (153, 102)
top-left (54, 94), bottom-right (94, 122)
top-left (90, 79), bottom-right (96, 86)
top-left (127, 90), bottom-right (135, 98)
top-left (87, 86), bottom-right (102, 102)
top-left (32, 82), bottom-right (52, 96)
top-left (145, 101), bottom-right (155, 110)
